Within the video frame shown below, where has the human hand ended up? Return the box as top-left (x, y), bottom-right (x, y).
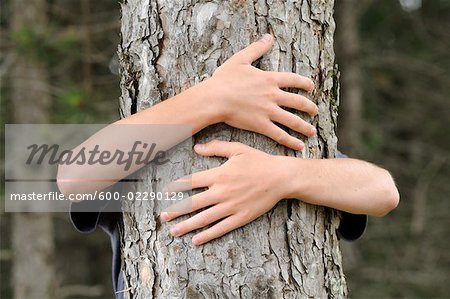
top-left (205, 34), bottom-right (318, 150)
top-left (160, 140), bottom-right (291, 245)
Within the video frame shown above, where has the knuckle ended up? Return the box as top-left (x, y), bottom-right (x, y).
top-left (265, 103), bottom-right (278, 118)
top-left (286, 117), bottom-right (300, 129)
top-left (201, 230), bottom-right (212, 242)
top-left (264, 73), bottom-right (278, 86)
top-left (191, 200), bottom-right (200, 211)
top-left (296, 95), bottom-right (306, 108)
top-left (209, 140), bottom-right (220, 147)
top-left (299, 75), bottom-right (314, 90)
top-left (215, 227), bottom-right (227, 238)
top-left (237, 210), bottom-right (251, 221)
top-left (269, 88), bottom-right (280, 99)
top-left (209, 187), bottom-right (225, 201)
top-left (275, 132), bottom-right (289, 144)
top-left (218, 221), bottom-right (232, 236)
top-left (209, 170), bottom-right (221, 184)
top-left (256, 119), bottom-right (271, 133)
top-left (293, 119), bottom-right (306, 131)
top-left (262, 87), bottom-right (278, 100)
top-left (215, 172), bottom-right (231, 183)
top-left (198, 213), bottom-right (213, 227)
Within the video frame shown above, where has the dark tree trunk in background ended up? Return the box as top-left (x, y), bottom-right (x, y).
top-left (10, 0), bottom-right (56, 298)
top-left (119, 0), bottom-right (346, 298)
top-left (336, 0), bottom-right (363, 155)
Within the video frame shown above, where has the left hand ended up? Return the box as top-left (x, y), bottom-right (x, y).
top-left (160, 140), bottom-right (291, 245)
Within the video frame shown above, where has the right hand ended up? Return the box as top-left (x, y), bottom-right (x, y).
top-left (206, 34), bottom-right (318, 150)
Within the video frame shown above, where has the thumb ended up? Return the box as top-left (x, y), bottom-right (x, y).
top-left (194, 140), bottom-right (248, 158)
top-left (230, 34), bottom-right (274, 64)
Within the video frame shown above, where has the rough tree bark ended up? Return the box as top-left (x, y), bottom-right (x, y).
top-left (118, 0), bottom-right (345, 298)
top-left (10, 0), bottom-right (56, 298)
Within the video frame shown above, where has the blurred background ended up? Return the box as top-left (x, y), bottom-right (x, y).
top-left (0, 0), bottom-right (449, 298)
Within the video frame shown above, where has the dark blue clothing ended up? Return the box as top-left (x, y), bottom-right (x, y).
top-left (70, 200), bottom-right (124, 299)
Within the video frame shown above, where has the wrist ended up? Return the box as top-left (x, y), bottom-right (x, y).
top-left (185, 79), bottom-right (224, 127)
top-left (275, 156), bottom-right (310, 200)
top-left (272, 156), bottom-right (302, 200)
top-left (200, 77), bottom-right (230, 123)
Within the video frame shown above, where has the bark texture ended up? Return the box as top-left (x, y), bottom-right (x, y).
top-left (118, 0), bottom-right (345, 298)
top-left (10, 0), bottom-right (56, 298)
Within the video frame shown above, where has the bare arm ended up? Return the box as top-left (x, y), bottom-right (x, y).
top-left (57, 34), bottom-right (318, 196)
top-left (162, 140), bottom-right (399, 245)
top-left (284, 157), bottom-right (400, 217)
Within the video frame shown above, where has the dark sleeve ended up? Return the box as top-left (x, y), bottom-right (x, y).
top-left (337, 212), bottom-right (368, 241)
top-left (69, 185), bottom-right (121, 234)
top-left (335, 150), bottom-right (368, 241)
top-left (69, 200), bottom-right (121, 236)
top-left (69, 187), bottom-right (123, 298)
top-left (69, 201), bottom-right (104, 233)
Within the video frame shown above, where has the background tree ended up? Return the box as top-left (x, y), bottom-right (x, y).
top-left (118, 0), bottom-right (346, 297)
top-left (9, 0), bottom-right (56, 298)
top-left (335, 1), bottom-right (450, 297)
top-left (335, 0), bottom-right (363, 156)
top-left (1, 0), bottom-right (120, 297)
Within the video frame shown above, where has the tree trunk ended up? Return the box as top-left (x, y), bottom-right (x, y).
top-left (10, 0), bottom-right (56, 298)
top-left (118, 0), bottom-right (345, 298)
top-left (335, 0), bottom-right (363, 156)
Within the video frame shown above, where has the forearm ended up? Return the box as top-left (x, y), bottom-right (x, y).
top-left (58, 35), bottom-right (320, 197)
top-left (283, 157), bottom-right (399, 217)
top-left (57, 80), bottom-right (220, 196)
top-left (118, 79), bottom-right (221, 133)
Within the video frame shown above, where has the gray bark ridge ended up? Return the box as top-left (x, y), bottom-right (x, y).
top-left (118, 0), bottom-right (346, 298)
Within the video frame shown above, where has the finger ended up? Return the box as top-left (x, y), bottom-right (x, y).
top-left (277, 90), bottom-right (318, 116)
top-left (192, 214), bottom-right (245, 245)
top-left (169, 204), bottom-right (231, 237)
top-left (163, 168), bottom-right (218, 193)
top-left (269, 72), bottom-right (315, 91)
top-left (160, 189), bottom-right (217, 221)
top-left (259, 122), bottom-right (304, 150)
top-left (194, 140), bottom-right (249, 158)
top-left (271, 108), bottom-right (317, 137)
top-left (229, 34), bottom-right (274, 64)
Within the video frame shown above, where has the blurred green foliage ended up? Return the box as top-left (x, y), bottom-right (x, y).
top-left (1, 0), bottom-right (120, 297)
top-left (12, 25), bottom-right (81, 65)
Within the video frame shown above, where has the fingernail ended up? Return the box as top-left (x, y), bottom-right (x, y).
top-left (260, 34), bottom-right (273, 43)
top-left (170, 226), bottom-right (180, 236)
top-left (315, 106), bottom-right (319, 115)
top-left (160, 212), bottom-right (169, 221)
top-left (310, 127), bottom-right (317, 136)
top-left (309, 81), bottom-right (315, 91)
top-left (297, 141), bottom-right (304, 150)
